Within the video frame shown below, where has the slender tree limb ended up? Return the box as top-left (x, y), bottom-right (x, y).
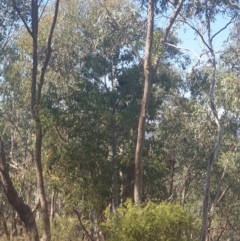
top-left (165, 42), bottom-right (203, 60)
top-left (185, 21), bottom-right (212, 53)
top-left (153, 0), bottom-right (184, 75)
top-left (37, 0), bottom-right (60, 103)
top-left (54, 126), bottom-right (68, 143)
top-left (32, 199), bottom-right (40, 214)
top-left (216, 185), bottom-right (231, 205)
top-left (73, 209), bottom-right (94, 241)
top-left (211, 14), bottom-right (237, 41)
top-left (161, 0), bottom-right (184, 44)
top-left (11, 0), bottom-right (33, 36)
top-left (39, 0), bottom-right (51, 22)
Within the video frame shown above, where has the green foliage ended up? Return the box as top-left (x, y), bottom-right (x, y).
top-left (101, 200), bottom-right (200, 241)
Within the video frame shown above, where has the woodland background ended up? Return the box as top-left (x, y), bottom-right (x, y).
top-left (0, 0), bottom-right (240, 240)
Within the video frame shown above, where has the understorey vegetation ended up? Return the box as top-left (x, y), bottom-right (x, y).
top-left (0, 0), bottom-right (240, 240)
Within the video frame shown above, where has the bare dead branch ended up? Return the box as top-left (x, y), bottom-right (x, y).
top-left (165, 42), bottom-right (203, 60)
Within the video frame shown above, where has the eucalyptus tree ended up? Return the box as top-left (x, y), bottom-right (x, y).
top-left (133, 0), bottom-right (184, 203)
top-left (181, 11), bottom-right (237, 241)
top-left (0, 0), bottom-right (60, 240)
top-left (34, 0), bottom-right (144, 214)
top-left (25, 0), bottom-right (185, 218)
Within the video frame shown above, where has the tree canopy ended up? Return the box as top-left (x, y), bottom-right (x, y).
top-left (0, 0), bottom-right (240, 240)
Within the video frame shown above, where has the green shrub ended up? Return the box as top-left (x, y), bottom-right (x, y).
top-left (101, 200), bottom-right (200, 241)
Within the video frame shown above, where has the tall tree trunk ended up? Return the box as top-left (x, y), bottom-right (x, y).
top-left (134, 0), bottom-right (184, 203)
top-left (0, 140), bottom-right (39, 241)
top-left (200, 17), bottom-right (222, 241)
top-left (11, 1), bottom-right (60, 240)
top-left (50, 190), bottom-right (56, 225)
top-left (111, 113), bottom-right (118, 212)
top-left (31, 1), bottom-right (51, 240)
top-left (35, 124), bottom-right (51, 241)
top-left (134, 0), bottom-right (154, 203)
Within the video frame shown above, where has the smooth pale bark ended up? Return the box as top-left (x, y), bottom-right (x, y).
top-left (201, 59), bottom-right (222, 241)
top-left (200, 17), bottom-right (222, 241)
top-left (0, 140), bottom-right (39, 241)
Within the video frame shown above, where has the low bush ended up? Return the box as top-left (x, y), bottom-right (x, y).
top-left (101, 200), bottom-right (200, 241)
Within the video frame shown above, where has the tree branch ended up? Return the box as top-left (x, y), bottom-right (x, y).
top-left (32, 198), bottom-right (40, 214)
top-left (54, 126), bottom-right (68, 143)
top-left (39, 0), bottom-right (51, 22)
top-left (229, 0), bottom-right (240, 9)
top-left (11, 0), bottom-right (33, 36)
top-left (0, 140), bottom-right (39, 239)
top-left (165, 42), bottom-right (203, 60)
top-left (216, 185), bottom-right (231, 205)
top-left (73, 209), bottom-right (94, 241)
top-left (211, 14), bottom-right (237, 41)
top-left (185, 21), bottom-right (212, 53)
top-left (153, 0), bottom-right (184, 75)
top-left (37, 0), bottom-right (60, 103)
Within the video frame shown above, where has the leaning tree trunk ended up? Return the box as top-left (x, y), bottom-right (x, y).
top-left (0, 140), bottom-right (39, 241)
top-left (134, 0), bottom-right (184, 203)
top-left (134, 0), bottom-right (154, 203)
